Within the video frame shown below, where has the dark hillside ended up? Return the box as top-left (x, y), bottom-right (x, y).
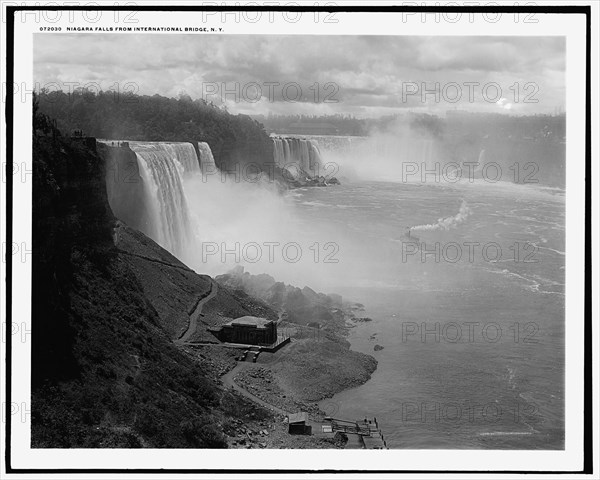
top-left (31, 106), bottom-right (265, 448)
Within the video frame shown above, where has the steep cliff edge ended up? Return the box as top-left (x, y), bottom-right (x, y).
top-left (32, 116), bottom-right (267, 448)
top-left (102, 143), bottom-right (150, 235)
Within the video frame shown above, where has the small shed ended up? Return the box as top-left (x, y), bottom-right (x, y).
top-left (288, 412), bottom-right (312, 435)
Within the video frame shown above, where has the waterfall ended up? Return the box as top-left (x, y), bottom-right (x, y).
top-left (198, 142), bottom-right (217, 173)
top-left (128, 142), bottom-right (195, 257)
top-left (100, 140), bottom-right (202, 259)
top-left (309, 141), bottom-right (323, 176)
top-left (162, 142), bottom-right (200, 175)
top-left (272, 137), bottom-right (323, 178)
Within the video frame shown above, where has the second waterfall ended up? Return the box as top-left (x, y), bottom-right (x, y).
top-left (272, 136), bottom-right (323, 178)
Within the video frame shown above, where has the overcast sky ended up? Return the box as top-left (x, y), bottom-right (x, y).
top-left (34, 35), bottom-right (565, 117)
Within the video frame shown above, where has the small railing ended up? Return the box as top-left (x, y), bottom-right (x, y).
top-left (329, 419), bottom-right (371, 436)
top-left (325, 417), bottom-right (388, 448)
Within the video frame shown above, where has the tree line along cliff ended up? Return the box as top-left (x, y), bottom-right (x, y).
top-left (35, 89), bottom-right (274, 172)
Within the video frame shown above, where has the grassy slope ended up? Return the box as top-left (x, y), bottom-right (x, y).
top-left (115, 223), bottom-right (213, 340)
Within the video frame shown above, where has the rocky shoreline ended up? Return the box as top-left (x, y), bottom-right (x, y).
top-left (211, 267), bottom-right (378, 448)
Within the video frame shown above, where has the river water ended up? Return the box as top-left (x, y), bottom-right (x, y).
top-left (285, 180), bottom-right (565, 450)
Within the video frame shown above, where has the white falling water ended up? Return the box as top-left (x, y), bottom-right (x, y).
top-left (162, 142), bottom-right (201, 175)
top-left (197, 142), bottom-right (218, 174)
top-left (272, 137), bottom-right (323, 178)
top-left (128, 142), bottom-right (196, 257)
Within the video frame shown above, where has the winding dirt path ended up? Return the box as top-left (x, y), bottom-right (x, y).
top-left (221, 363), bottom-right (290, 417)
top-left (119, 250), bottom-right (195, 272)
top-left (220, 365), bottom-right (341, 443)
top-left (175, 279), bottom-right (218, 344)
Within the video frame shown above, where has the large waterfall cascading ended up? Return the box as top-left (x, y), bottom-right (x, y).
top-left (162, 142), bottom-right (201, 175)
top-left (272, 137), bottom-right (323, 177)
top-left (198, 142), bottom-right (217, 173)
top-left (101, 140), bottom-right (221, 260)
top-left (128, 142), bottom-right (196, 257)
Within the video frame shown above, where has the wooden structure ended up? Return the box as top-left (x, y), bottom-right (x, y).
top-left (324, 417), bottom-right (387, 449)
top-left (288, 412), bottom-right (312, 435)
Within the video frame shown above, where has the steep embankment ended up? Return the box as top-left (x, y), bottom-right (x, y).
top-left (114, 222), bottom-right (279, 344)
top-left (114, 223), bottom-right (213, 340)
top-left (103, 144), bottom-right (150, 234)
top-left (31, 114), bottom-right (273, 448)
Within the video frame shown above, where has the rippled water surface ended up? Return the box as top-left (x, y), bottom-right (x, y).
top-left (288, 180), bottom-right (564, 449)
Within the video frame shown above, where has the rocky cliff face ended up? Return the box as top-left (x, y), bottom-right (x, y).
top-left (102, 144), bottom-right (150, 235)
top-left (31, 123), bottom-right (267, 448)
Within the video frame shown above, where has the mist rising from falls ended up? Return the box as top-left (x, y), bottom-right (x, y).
top-left (273, 136), bottom-right (323, 178)
top-left (313, 123), bottom-right (439, 183)
top-left (127, 142), bottom-right (196, 258)
top-left (103, 137), bottom-right (305, 282)
top-left (103, 137), bottom-right (370, 290)
top-left (102, 138), bottom-right (297, 284)
top-left (184, 171), bottom-right (321, 284)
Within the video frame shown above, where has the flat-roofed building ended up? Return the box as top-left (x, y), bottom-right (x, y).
top-left (209, 316), bottom-right (277, 345)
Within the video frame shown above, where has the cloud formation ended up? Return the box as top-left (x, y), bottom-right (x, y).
top-left (34, 34), bottom-right (565, 117)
